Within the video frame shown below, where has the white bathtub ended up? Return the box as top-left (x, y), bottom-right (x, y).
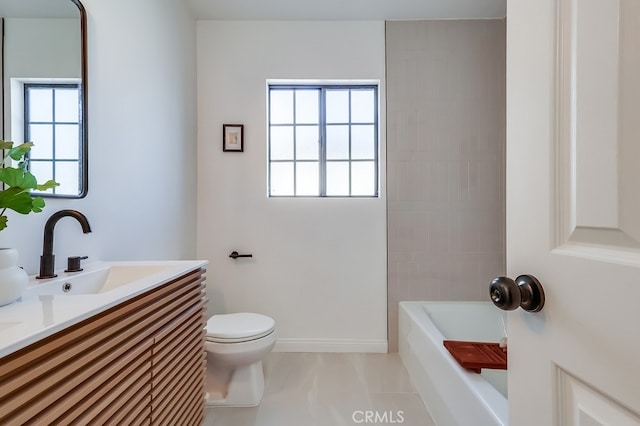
top-left (399, 301), bottom-right (508, 426)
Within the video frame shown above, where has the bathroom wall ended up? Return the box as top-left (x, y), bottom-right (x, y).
top-left (386, 20), bottom-right (506, 351)
top-left (3, 18), bottom-right (80, 138)
top-left (196, 21), bottom-right (388, 352)
top-left (0, 0), bottom-right (197, 273)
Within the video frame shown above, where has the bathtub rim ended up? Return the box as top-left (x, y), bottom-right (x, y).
top-left (399, 300), bottom-right (508, 426)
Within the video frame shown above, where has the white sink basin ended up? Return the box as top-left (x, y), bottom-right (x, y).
top-left (0, 322), bottom-right (21, 332)
top-left (23, 262), bottom-right (177, 296)
top-left (0, 259), bottom-right (207, 359)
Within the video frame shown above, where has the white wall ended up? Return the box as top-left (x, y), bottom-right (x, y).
top-left (0, 0), bottom-right (197, 273)
top-left (197, 21), bottom-right (388, 352)
top-left (3, 18), bottom-right (80, 137)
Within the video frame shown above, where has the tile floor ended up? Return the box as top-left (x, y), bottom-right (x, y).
top-left (203, 352), bottom-right (435, 426)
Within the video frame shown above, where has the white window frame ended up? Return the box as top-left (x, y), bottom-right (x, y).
top-left (14, 79), bottom-right (84, 197)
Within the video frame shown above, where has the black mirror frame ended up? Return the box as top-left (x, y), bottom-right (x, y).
top-left (33, 0), bottom-right (89, 198)
top-left (1, 0), bottom-right (89, 198)
top-left (61, 0), bottom-right (88, 198)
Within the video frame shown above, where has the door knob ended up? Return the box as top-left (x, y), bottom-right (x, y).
top-left (489, 274), bottom-right (545, 312)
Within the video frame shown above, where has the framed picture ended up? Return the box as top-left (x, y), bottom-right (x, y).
top-left (223, 124), bottom-right (244, 152)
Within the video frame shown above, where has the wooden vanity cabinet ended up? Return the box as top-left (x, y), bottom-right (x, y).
top-left (0, 268), bottom-right (207, 426)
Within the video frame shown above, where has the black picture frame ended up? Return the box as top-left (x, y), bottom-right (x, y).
top-left (223, 124), bottom-right (244, 152)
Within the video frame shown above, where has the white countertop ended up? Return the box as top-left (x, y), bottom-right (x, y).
top-left (0, 260), bottom-right (207, 358)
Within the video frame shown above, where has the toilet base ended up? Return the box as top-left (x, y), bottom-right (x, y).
top-left (205, 361), bottom-right (265, 407)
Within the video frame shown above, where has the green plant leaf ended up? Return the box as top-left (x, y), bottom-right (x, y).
top-left (0, 187), bottom-right (36, 214)
top-left (0, 168), bottom-right (38, 189)
top-left (36, 179), bottom-right (59, 191)
top-left (7, 142), bottom-right (33, 161)
top-left (0, 141), bottom-right (57, 231)
top-left (31, 197), bottom-right (46, 213)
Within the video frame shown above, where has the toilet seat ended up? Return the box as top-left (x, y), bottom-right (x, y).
top-left (206, 313), bottom-right (275, 343)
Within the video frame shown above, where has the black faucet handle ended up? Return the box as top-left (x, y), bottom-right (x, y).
top-left (65, 256), bottom-right (88, 273)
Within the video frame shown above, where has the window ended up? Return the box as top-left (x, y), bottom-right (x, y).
top-left (268, 84), bottom-right (379, 197)
top-left (24, 83), bottom-right (82, 196)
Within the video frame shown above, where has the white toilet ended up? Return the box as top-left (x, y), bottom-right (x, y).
top-left (204, 312), bottom-right (276, 407)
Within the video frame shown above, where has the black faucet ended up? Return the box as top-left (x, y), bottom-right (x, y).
top-left (36, 210), bottom-right (92, 279)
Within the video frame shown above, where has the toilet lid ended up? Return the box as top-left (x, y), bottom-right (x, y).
top-left (206, 313), bottom-right (275, 340)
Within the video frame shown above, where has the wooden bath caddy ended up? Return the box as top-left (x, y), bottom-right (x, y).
top-left (443, 340), bottom-right (507, 374)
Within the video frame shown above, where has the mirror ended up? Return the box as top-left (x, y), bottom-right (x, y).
top-left (0, 0), bottom-right (87, 198)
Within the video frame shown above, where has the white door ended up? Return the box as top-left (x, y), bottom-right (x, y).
top-left (507, 0), bottom-right (640, 425)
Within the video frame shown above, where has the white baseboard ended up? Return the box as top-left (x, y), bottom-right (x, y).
top-left (273, 338), bottom-right (388, 353)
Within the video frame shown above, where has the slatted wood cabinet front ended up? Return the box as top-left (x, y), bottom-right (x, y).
top-left (0, 268), bottom-right (207, 425)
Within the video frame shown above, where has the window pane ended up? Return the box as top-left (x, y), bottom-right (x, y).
top-left (29, 124), bottom-right (54, 159)
top-left (326, 125), bottom-right (349, 160)
top-left (351, 161), bottom-right (375, 196)
top-left (56, 124), bottom-right (80, 160)
top-left (56, 162), bottom-right (80, 195)
top-left (270, 162), bottom-right (294, 196)
top-left (30, 161), bottom-right (54, 193)
top-left (326, 161), bottom-right (349, 196)
top-left (295, 90), bottom-right (319, 124)
top-left (351, 89), bottom-right (375, 123)
top-left (24, 84), bottom-right (85, 198)
top-left (296, 162), bottom-right (319, 196)
top-left (326, 90), bottom-right (349, 123)
top-left (55, 88), bottom-right (79, 122)
top-left (270, 126), bottom-right (294, 160)
top-left (351, 125), bottom-right (375, 160)
top-left (268, 85), bottom-right (378, 198)
top-left (270, 90), bottom-right (293, 124)
top-left (295, 126), bottom-right (319, 160)
top-left (29, 89), bottom-right (53, 122)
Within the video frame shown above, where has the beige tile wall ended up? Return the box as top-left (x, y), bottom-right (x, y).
top-left (386, 20), bottom-right (506, 351)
